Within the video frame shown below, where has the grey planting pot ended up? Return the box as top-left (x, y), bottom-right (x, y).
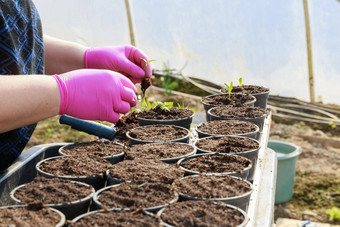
top-left (10, 181), bottom-right (95, 220)
top-left (207, 106), bottom-right (266, 131)
top-left (194, 136), bottom-right (260, 181)
top-left (177, 153), bottom-right (252, 179)
top-left (195, 122), bottom-right (260, 141)
top-left (157, 202), bottom-right (249, 227)
top-left (126, 125), bottom-right (190, 145)
top-left (175, 175), bottom-right (253, 211)
top-left (58, 143), bottom-right (125, 164)
top-left (251, 90), bottom-right (270, 109)
top-left (36, 156), bottom-right (108, 190)
top-left (0, 205), bottom-right (66, 227)
top-left (136, 113), bottom-right (194, 130)
top-left (93, 184), bottom-right (179, 213)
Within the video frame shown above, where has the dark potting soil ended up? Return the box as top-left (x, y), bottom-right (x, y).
top-left (70, 211), bottom-right (160, 227)
top-left (180, 154), bottom-right (251, 173)
top-left (126, 143), bottom-right (194, 160)
top-left (202, 93), bottom-right (254, 107)
top-left (39, 156), bottom-right (112, 177)
top-left (141, 78), bottom-right (152, 97)
top-left (174, 174), bottom-right (251, 198)
top-left (109, 158), bottom-right (184, 184)
top-left (128, 125), bottom-right (188, 142)
top-left (98, 183), bottom-right (176, 210)
top-left (115, 111), bottom-right (139, 140)
top-left (160, 200), bottom-right (245, 227)
top-left (13, 177), bottom-right (94, 205)
top-left (222, 84), bottom-right (269, 94)
top-left (0, 204), bottom-right (62, 226)
top-left (195, 136), bottom-right (259, 154)
top-left (61, 140), bottom-right (127, 158)
top-left (197, 120), bottom-right (257, 135)
top-left (210, 105), bottom-right (266, 118)
top-left (137, 105), bottom-right (193, 120)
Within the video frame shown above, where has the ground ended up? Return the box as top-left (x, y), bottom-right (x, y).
top-left (25, 87), bottom-right (340, 224)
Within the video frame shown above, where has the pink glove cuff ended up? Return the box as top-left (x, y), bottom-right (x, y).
top-left (83, 49), bottom-right (91, 69)
top-left (52, 74), bottom-right (67, 115)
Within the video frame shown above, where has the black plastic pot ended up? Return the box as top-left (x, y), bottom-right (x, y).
top-left (208, 106), bottom-right (266, 131)
top-left (126, 125), bottom-right (190, 145)
top-left (174, 175), bottom-right (253, 211)
top-left (177, 153), bottom-right (251, 179)
top-left (0, 205), bottom-right (65, 227)
top-left (157, 201), bottom-right (249, 227)
top-left (194, 136), bottom-right (260, 181)
top-left (36, 156), bottom-right (108, 190)
top-left (10, 181), bottom-right (95, 220)
top-left (195, 121), bottom-right (260, 140)
top-left (201, 93), bottom-right (256, 121)
top-left (136, 113), bottom-right (194, 130)
top-left (58, 142), bottom-right (125, 164)
top-left (93, 184), bottom-right (179, 213)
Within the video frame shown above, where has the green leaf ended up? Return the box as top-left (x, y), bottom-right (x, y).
top-left (238, 77), bottom-right (243, 88)
top-left (228, 81), bottom-right (233, 99)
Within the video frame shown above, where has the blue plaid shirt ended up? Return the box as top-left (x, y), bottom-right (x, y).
top-left (0, 0), bottom-right (44, 171)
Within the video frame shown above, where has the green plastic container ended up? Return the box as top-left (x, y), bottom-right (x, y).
top-left (267, 140), bottom-right (301, 204)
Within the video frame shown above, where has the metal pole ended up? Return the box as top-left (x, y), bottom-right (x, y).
top-left (124, 0), bottom-right (136, 46)
top-left (303, 0), bottom-right (315, 103)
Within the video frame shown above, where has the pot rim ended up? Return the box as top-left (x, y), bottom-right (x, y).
top-left (93, 183), bottom-right (179, 212)
top-left (126, 125), bottom-right (190, 144)
top-left (219, 87), bottom-right (270, 96)
top-left (157, 201), bottom-right (249, 227)
top-left (10, 180), bottom-right (95, 207)
top-left (173, 174), bottom-right (253, 201)
top-left (177, 153), bottom-right (252, 175)
top-left (0, 205), bottom-right (66, 227)
top-left (207, 106), bottom-right (266, 120)
top-left (195, 120), bottom-right (259, 138)
top-left (194, 135), bottom-right (260, 155)
top-left (136, 111), bottom-right (195, 122)
top-left (201, 93), bottom-right (256, 107)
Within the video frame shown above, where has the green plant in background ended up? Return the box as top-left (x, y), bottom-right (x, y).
top-left (224, 82), bottom-right (233, 99)
top-left (162, 62), bottom-right (179, 95)
top-left (328, 121), bottom-right (337, 129)
top-left (326, 207), bottom-right (340, 221)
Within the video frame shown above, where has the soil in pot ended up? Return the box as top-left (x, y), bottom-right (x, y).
top-left (115, 111), bottom-right (139, 140)
top-left (95, 182), bottom-right (177, 211)
top-left (179, 154), bottom-right (251, 175)
top-left (201, 93), bottom-right (255, 108)
top-left (195, 136), bottom-right (259, 154)
top-left (196, 120), bottom-right (258, 138)
top-left (137, 105), bottom-right (193, 120)
top-left (221, 84), bottom-right (269, 95)
top-left (70, 210), bottom-right (160, 227)
top-left (108, 158), bottom-right (184, 184)
top-left (126, 142), bottom-right (195, 161)
top-left (12, 177), bottom-right (93, 205)
top-left (209, 105), bottom-right (266, 119)
top-left (0, 204), bottom-right (64, 226)
top-left (127, 124), bottom-right (189, 143)
top-left (159, 200), bottom-right (246, 227)
top-left (60, 140), bottom-right (127, 161)
top-left (174, 174), bottom-right (251, 199)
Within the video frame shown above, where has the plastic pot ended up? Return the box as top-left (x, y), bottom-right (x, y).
top-left (126, 125), bottom-right (190, 145)
top-left (175, 175), bottom-right (253, 211)
top-left (0, 205), bottom-right (65, 227)
top-left (177, 153), bottom-right (252, 179)
top-left (157, 202), bottom-right (249, 227)
top-left (267, 140), bottom-right (301, 204)
top-left (201, 93), bottom-right (256, 121)
top-left (93, 184), bottom-right (179, 213)
top-left (136, 113), bottom-right (194, 130)
top-left (36, 156), bottom-right (108, 190)
top-left (251, 90), bottom-right (270, 109)
top-left (194, 136), bottom-right (260, 181)
top-left (208, 106), bottom-right (266, 131)
top-left (58, 142), bottom-right (125, 164)
top-left (10, 181), bottom-right (95, 220)
top-left (195, 121), bottom-right (260, 140)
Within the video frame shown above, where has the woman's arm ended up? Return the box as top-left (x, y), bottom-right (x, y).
top-left (44, 35), bottom-right (86, 75)
top-left (0, 75), bottom-right (60, 133)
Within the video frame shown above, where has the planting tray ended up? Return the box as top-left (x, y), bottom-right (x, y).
top-left (0, 112), bottom-right (276, 226)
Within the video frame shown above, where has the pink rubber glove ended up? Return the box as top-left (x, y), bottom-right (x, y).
top-left (53, 69), bottom-right (137, 123)
top-left (84, 45), bottom-right (152, 84)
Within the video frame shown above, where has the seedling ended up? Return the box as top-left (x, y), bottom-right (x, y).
top-left (139, 57), bottom-right (156, 98)
top-left (141, 98), bottom-right (173, 111)
top-left (326, 207), bottom-right (340, 221)
top-left (237, 77), bottom-right (243, 89)
top-left (224, 82), bottom-right (233, 100)
top-left (177, 102), bottom-right (196, 113)
top-left (140, 57), bottom-right (156, 69)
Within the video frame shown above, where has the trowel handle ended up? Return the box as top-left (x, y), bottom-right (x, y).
top-left (59, 115), bottom-right (116, 140)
